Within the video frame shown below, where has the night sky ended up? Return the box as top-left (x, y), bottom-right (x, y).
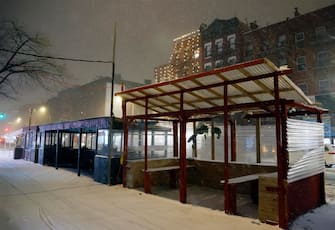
top-left (0, 0), bottom-right (334, 112)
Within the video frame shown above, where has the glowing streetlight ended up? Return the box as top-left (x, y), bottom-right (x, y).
top-left (16, 117), bottom-right (22, 124)
top-left (39, 106), bottom-right (47, 114)
top-left (28, 105), bottom-right (50, 129)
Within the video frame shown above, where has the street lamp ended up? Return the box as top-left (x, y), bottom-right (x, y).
top-left (38, 106), bottom-right (51, 123)
top-left (28, 106), bottom-right (51, 129)
top-left (39, 106), bottom-right (47, 114)
top-left (16, 117), bottom-right (22, 124)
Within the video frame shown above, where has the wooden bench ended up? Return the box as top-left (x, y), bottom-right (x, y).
top-left (142, 165), bottom-right (195, 192)
top-left (220, 172), bottom-right (277, 214)
top-left (143, 165), bottom-right (194, 173)
top-left (220, 172), bottom-right (276, 185)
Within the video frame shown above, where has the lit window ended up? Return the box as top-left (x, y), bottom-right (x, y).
top-left (204, 42), bottom-right (212, 58)
top-left (227, 56), bottom-right (237, 65)
top-left (215, 38), bottom-right (223, 55)
top-left (215, 59), bottom-right (224, 68)
top-left (278, 34), bottom-right (286, 47)
top-left (204, 62), bottom-right (212, 71)
top-left (317, 51), bottom-right (330, 67)
top-left (62, 134), bottom-right (71, 147)
top-left (295, 32), bottom-right (304, 48)
top-left (97, 129), bottom-right (109, 154)
top-left (193, 50), bottom-right (200, 59)
top-left (227, 34), bottom-right (236, 49)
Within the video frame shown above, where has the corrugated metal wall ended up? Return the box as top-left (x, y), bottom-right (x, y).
top-left (287, 119), bottom-right (324, 183)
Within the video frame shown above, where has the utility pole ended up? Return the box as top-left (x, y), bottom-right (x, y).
top-left (28, 107), bottom-right (33, 131)
top-left (107, 22), bottom-right (117, 186)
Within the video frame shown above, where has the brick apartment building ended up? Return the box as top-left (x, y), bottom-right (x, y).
top-left (243, 5), bottom-right (335, 99)
top-left (154, 4), bottom-right (335, 139)
top-left (200, 17), bottom-right (249, 71)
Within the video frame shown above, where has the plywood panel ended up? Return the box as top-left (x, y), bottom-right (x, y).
top-left (258, 175), bottom-right (278, 224)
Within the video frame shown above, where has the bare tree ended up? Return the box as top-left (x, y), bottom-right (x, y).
top-left (0, 21), bottom-right (64, 98)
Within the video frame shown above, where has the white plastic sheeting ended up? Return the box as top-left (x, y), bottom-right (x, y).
top-left (287, 119), bottom-right (324, 183)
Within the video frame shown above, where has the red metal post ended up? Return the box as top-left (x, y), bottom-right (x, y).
top-left (317, 113), bottom-right (322, 123)
top-left (144, 98), bottom-right (151, 193)
top-left (274, 75), bottom-right (287, 228)
top-left (223, 84), bottom-right (231, 213)
top-left (229, 120), bottom-right (236, 162)
top-left (281, 104), bottom-right (288, 180)
top-left (179, 117), bottom-right (187, 203)
top-left (173, 121), bottom-right (178, 157)
top-left (179, 92), bottom-right (187, 203)
top-left (256, 118), bottom-right (261, 163)
top-left (281, 103), bottom-right (289, 226)
top-left (211, 120), bottom-right (215, 160)
top-left (317, 112), bottom-right (326, 205)
top-left (193, 121), bottom-right (197, 158)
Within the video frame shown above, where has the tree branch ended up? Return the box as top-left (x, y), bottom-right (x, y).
top-left (0, 38), bottom-right (30, 73)
top-left (0, 20), bottom-right (64, 98)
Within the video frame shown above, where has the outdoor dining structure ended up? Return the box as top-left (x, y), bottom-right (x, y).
top-left (20, 117), bottom-right (124, 183)
top-left (116, 58), bottom-right (327, 228)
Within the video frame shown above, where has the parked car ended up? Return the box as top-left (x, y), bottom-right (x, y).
top-left (325, 144), bottom-right (335, 168)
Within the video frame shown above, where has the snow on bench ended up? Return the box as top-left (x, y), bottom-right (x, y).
top-left (220, 172), bottom-right (277, 184)
top-left (142, 165), bottom-right (195, 173)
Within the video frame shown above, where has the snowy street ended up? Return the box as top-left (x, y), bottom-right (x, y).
top-left (0, 149), bottom-right (278, 230)
top-left (0, 149), bottom-right (334, 229)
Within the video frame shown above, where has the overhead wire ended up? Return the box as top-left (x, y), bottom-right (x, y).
top-left (0, 48), bottom-right (113, 63)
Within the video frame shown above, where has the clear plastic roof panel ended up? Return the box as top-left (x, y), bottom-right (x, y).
top-left (116, 58), bottom-right (314, 116)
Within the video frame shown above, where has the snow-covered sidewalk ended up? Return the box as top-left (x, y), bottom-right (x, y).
top-left (288, 203), bottom-right (335, 229)
top-left (0, 149), bottom-right (334, 229)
